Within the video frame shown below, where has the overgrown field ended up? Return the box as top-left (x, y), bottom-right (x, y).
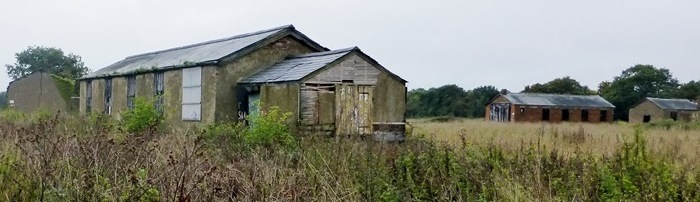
top-left (1, 111), bottom-right (700, 201)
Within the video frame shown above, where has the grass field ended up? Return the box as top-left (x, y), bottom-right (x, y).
top-left (411, 118), bottom-right (700, 167)
top-left (2, 111), bottom-right (700, 201)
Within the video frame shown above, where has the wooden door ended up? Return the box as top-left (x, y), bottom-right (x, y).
top-left (335, 85), bottom-right (373, 135)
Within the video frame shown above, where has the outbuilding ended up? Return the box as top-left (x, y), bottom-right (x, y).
top-left (7, 72), bottom-right (77, 114)
top-left (77, 25), bottom-right (407, 137)
top-left (485, 93), bottom-right (615, 123)
top-left (628, 97), bottom-right (698, 123)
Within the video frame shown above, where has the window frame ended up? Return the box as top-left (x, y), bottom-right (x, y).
top-left (127, 76), bottom-right (137, 110)
top-left (104, 78), bottom-right (113, 115)
top-left (85, 80), bottom-right (92, 113)
top-left (154, 72), bottom-right (165, 115)
top-left (181, 67), bottom-right (202, 121)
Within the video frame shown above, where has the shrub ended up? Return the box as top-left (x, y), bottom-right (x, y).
top-left (245, 104), bottom-right (295, 150)
top-left (121, 97), bottom-right (163, 133)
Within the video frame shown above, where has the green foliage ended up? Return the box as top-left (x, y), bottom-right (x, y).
top-left (0, 91), bottom-right (7, 109)
top-left (5, 46), bottom-right (89, 80)
top-left (407, 85), bottom-right (499, 118)
top-left (0, 108), bottom-right (28, 122)
top-left (599, 64), bottom-right (680, 121)
top-left (244, 104), bottom-right (295, 150)
top-left (50, 74), bottom-right (78, 112)
top-left (522, 76), bottom-right (594, 95)
top-left (121, 97), bottom-right (163, 133)
top-left (674, 80), bottom-right (700, 101)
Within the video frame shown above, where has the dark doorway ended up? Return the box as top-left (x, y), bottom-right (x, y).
top-left (542, 108), bottom-right (550, 121)
top-left (643, 115), bottom-right (651, 123)
top-left (600, 110), bottom-right (607, 122)
top-left (562, 109), bottom-right (570, 121)
top-left (581, 109), bottom-right (589, 122)
top-left (670, 112), bottom-right (678, 121)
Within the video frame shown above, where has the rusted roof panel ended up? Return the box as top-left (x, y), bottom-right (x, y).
top-left (503, 93), bottom-right (615, 108)
top-left (240, 47), bottom-right (357, 84)
top-left (647, 97), bottom-right (698, 111)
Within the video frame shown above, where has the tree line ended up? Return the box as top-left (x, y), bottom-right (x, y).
top-left (408, 64), bottom-right (700, 121)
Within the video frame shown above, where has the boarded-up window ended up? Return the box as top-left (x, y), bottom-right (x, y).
top-left (86, 80), bottom-right (92, 113)
top-left (154, 72), bottom-right (165, 115)
top-left (104, 78), bottom-right (112, 114)
top-left (182, 67), bottom-right (201, 121)
top-left (127, 76), bottom-right (136, 109)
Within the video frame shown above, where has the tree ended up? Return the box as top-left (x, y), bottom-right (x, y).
top-left (599, 64), bottom-right (680, 121)
top-left (464, 85), bottom-right (500, 117)
top-left (5, 46), bottom-right (88, 80)
top-left (522, 76), bottom-right (594, 95)
top-left (674, 81), bottom-right (700, 101)
top-left (406, 85), bottom-right (499, 118)
top-left (0, 91), bottom-right (6, 109)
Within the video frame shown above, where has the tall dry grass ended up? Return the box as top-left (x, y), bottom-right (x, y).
top-left (1, 111), bottom-right (700, 201)
top-left (412, 118), bottom-right (700, 167)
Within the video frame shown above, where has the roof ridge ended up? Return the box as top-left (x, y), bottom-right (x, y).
top-left (513, 93), bottom-right (601, 97)
top-left (125, 25), bottom-right (294, 59)
top-left (288, 46), bottom-right (358, 59)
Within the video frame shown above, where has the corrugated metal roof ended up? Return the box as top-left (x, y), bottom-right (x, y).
top-left (82, 25), bottom-right (326, 79)
top-left (501, 93), bottom-right (615, 108)
top-left (240, 47), bottom-right (357, 84)
top-left (647, 97), bottom-right (698, 111)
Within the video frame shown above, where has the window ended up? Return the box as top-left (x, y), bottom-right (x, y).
top-left (643, 115), bottom-right (651, 123)
top-left (520, 107), bottom-right (525, 113)
top-left (581, 109), bottom-right (589, 122)
top-left (154, 72), bottom-right (165, 115)
top-left (562, 109), bottom-right (570, 121)
top-left (86, 80), bottom-right (92, 113)
top-left (600, 110), bottom-right (608, 122)
top-left (127, 76), bottom-right (136, 109)
top-left (542, 108), bottom-right (550, 121)
top-left (181, 67), bottom-right (201, 121)
top-left (104, 78), bottom-right (113, 114)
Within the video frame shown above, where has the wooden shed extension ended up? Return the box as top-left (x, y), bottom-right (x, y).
top-left (629, 97), bottom-right (698, 123)
top-left (240, 47), bottom-right (407, 139)
top-left (486, 93), bottom-right (615, 123)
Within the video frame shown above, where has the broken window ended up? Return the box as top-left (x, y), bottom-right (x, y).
top-left (154, 72), bottom-right (165, 115)
top-left (643, 115), bottom-right (651, 123)
top-left (104, 78), bottom-right (112, 115)
top-left (86, 80), bottom-right (92, 113)
top-left (181, 67), bottom-right (201, 121)
top-left (127, 76), bottom-right (136, 109)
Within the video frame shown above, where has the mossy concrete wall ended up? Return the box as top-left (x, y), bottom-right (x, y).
top-left (111, 77), bottom-right (128, 119)
top-left (7, 72), bottom-right (68, 114)
top-left (373, 71), bottom-right (406, 123)
top-left (215, 36), bottom-right (316, 121)
top-left (260, 83), bottom-right (300, 132)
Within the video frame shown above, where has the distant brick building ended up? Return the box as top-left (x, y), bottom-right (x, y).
top-left (485, 93), bottom-right (615, 123)
top-left (628, 97), bottom-right (698, 123)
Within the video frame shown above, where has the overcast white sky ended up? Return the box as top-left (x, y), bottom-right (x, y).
top-left (1, 1), bottom-right (698, 92)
